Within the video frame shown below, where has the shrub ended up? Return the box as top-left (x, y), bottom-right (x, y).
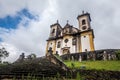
top-left (56, 72), bottom-right (60, 79)
top-left (71, 62), bottom-right (75, 69)
top-left (115, 50), bottom-right (120, 60)
top-left (76, 72), bottom-right (80, 80)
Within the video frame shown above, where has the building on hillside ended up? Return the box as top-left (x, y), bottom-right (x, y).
top-left (46, 12), bottom-right (95, 55)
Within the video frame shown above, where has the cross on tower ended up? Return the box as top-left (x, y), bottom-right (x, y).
top-left (67, 20), bottom-right (69, 24)
top-left (57, 20), bottom-right (59, 23)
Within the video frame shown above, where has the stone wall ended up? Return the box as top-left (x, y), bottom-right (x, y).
top-left (46, 47), bottom-right (69, 71)
top-left (74, 69), bottom-right (120, 80)
top-left (60, 49), bottom-right (120, 61)
top-left (0, 57), bottom-right (67, 79)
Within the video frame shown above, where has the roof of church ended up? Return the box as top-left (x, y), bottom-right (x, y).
top-left (50, 22), bottom-right (62, 29)
top-left (64, 23), bottom-right (71, 28)
top-left (77, 12), bottom-right (91, 21)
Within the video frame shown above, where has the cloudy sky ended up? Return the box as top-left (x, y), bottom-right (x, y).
top-left (0, 0), bottom-right (120, 62)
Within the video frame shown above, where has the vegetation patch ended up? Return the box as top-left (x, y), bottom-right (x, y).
top-left (64, 60), bottom-right (120, 71)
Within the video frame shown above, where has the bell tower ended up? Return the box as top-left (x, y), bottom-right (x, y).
top-left (46, 21), bottom-right (62, 55)
top-left (77, 11), bottom-right (91, 31)
top-left (77, 11), bottom-right (95, 52)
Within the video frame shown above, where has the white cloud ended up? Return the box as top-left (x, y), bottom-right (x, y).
top-left (0, 0), bottom-right (59, 62)
top-left (0, 0), bottom-right (48, 18)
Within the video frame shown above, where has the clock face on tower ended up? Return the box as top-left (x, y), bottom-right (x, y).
top-left (82, 26), bottom-right (87, 30)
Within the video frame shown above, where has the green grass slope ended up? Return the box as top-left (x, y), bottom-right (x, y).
top-left (64, 60), bottom-right (120, 71)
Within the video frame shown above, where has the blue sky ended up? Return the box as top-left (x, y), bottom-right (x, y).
top-left (0, 8), bottom-right (36, 29)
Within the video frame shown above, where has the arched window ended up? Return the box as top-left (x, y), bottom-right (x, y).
top-left (57, 41), bottom-right (61, 48)
top-left (64, 39), bottom-right (69, 43)
top-left (85, 49), bottom-right (87, 52)
top-left (82, 26), bottom-right (87, 30)
top-left (49, 47), bottom-right (52, 50)
top-left (52, 29), bottom-right (55, 33)
top-left (72, 38), bottom-right (76, 45)
top-left (82, 19), bottom-right (86, 25)
top-left (57, 30), bottom-right (61, 36)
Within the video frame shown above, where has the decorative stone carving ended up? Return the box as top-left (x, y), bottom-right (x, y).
top-left (19, 53), bottom-right (25, 61)
top-left (72, 56), bottom-right (74, 61)
top-left (57, 41), bottom-right (61, 48)
top-left (93, 53), bottom-right (96, 61)
top-left (108, 54), bottom-right (111, 60)
top-left (27, 56), bottom-right (32, 60)
top-left (87, 52), bottom-right (90, 60)
top-left (79, 55), bottom-right (82, 62)
top-left (61, 49), bottom-right (119, 61)
top-left (46, 47), bottom-right (53, 57)
top-left (15, 53), bottom-right (25, 63)
top-left (103, 51), bottom-right (107, 61)
top-left (63, 49), bottom-right (70, 54)
top-left (111, 54), bottom-right (116, 60)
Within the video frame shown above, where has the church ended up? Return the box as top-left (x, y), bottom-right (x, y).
top-left (46, 12), bottom-right (95, 55)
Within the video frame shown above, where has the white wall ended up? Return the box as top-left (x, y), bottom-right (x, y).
top-left (55, 37), bottom-right (74, 55)
top-left (48, 41), bottom-right (55, 51)
top-left (81, 35), bottom-right (90, 52)
top-left (47, 34), bottom-right (91, 54)
top-left (62, 36), bottom-right (76, 54)
top-left (72, 45), bottom-right (76, 53)
top-left (48, 36), bottom-right (80, 55)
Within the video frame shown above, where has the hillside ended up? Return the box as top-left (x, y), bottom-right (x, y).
top-left (0, 57), bottom-right (66, 77)
top-left (64, 60), bottom-right (120, 71)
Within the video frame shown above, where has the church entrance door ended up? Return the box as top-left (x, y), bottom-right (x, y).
top-left (62, 47), bottom-right (70, 54)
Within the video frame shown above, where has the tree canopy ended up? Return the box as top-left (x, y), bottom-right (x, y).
top-left (0, 47), bottom-right (9, 63)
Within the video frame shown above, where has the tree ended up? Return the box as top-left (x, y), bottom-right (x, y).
top-left (27, 53), bottom-right (36, 60)
top-left (0, 47), bottom-right (9, 63)
top-left (30, 53), bottom-right (36, 58)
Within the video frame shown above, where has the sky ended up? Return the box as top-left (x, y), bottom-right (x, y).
top-left (0, 0), bottom-right (120, 62)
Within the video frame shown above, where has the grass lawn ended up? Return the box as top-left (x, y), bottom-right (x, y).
top-left (64, 60), bottom-right (120, 71)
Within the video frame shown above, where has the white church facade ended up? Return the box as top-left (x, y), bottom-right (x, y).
top-left (46, 12), bottom-right (95, 55)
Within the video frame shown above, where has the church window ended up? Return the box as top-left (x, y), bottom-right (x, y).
top-left (85, 49), bottom-right (87, 52)
top-left (58, 30), bottom-right (61, 36)
top-left (57, 41), bottom-right (61, 48)
top-left (72, 38), bottom-right (76, 45)
top-left (52, 29), bottom-right (55, 33)
top-left (64, 29), bottom-right (68, 33)
top-left (82, 19), bottom-right (86, 25)
top-left (82, 26), bottom-right (87, 30)
top-left (49, 47), bottom-right (52, 50)
top-left (64, 39), bottom-right (69, 43)
top-left (66, 30), bottom-right (68, 33)
top-left (56, 51), bottom-right (58, 54)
